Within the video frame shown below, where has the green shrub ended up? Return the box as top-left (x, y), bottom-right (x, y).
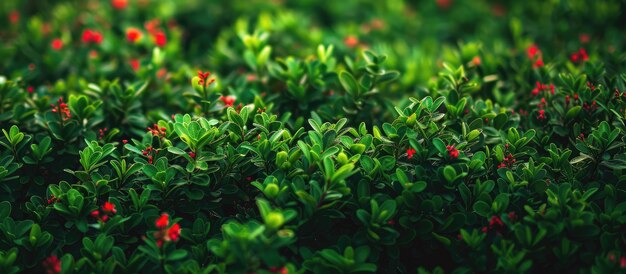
top-left (1, 0), bottom-right (625, 273)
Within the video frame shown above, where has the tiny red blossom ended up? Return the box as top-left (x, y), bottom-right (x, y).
top-left (42, 255), bottom-right (61, 274)
top-left (527, 44), bottom-right (540, 59)
top-left (82, 29), bottom-right (103, 45)
top-left (472, 56), bottom-right (481, 66)
top-left (130, 59), bottom-right (140, 71)
top-left (154, 31), bottom-right (167, 47)
top-left (111, 0), bottom-right (128, 9)
top-left (126, 28), bottom-right (142, 43)
top-left (51, 97), bottom-right (71, 121)
top-left (344, 36), bottom-right (359, 48)
top-left (168, 223), bottom-right (181, 242)
top-left (156, 213), bottom-right (169, 229)
top-left (51, 39), bottom-right (63, 50)
top-left (406, 148), bottom-right (416, 159)
top-left (9, 11), bottom-right (19, 24)
top-left (537, 109), bottom-right (546, 120)
top-left (446, 145), bottom-right (459, 159)
top-left (436, 0), bottom-right (452, 9)
top-left (220, 95), bottom-right (236, 107)
top-left (102, 202), bottom-right (117, 214)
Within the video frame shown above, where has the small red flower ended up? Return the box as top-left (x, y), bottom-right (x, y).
top-left (436, 0), bottom-right (453, 9)
top-left (472, 56), bottom-right (481, 66)
top-left (111, 0), bottom-right (128, 9)
top-left (147, 124), bottom-right (166, 138)
top-left (188, 151), bottom-right (196, 159)
top-left (537, 109), bottom-right (546, 120)
top-left (406, 148), bottom-right (416, 159)
top-left (446, 145), bottom-right (459, 159)
top-left (344, 36), bottom-right (359, 48)
top-left (153, 31), bottom-right (167, 47)
top-left (126, 28), bottom-right (142, 43)
top-left (27, 86), bottom-right (34, 93)
top-left (220, 95), bottom-right (236, 107)
top-left (9, 11), bottom-right (19, 24)
top-left (130, 59), bottom-right (140, 71)
top-left (122, 139), bottom-right (128, 144)
top-left (51, 39), bottom-right (63, 51)
top-left (608, 252), bottom-right (616, 262)
top-left (167, 223), bottom-right (181, 242)
top-left (533, 58), bottom-right (544, 68)
top-left (155, 213), bottom-right (169, 229)
top-left (91, 210), bottom-right (100, 218)
top-left (508, 211), bottom-right (517, 221)
top-left (527, 44), bottom-right (540, 60)
top-left (102, 202), bottom-right (117, 214)
top-left (570, 48), bottom-right (589, 63)
top-left (42, 255), bottom-right (61, 274)
top-left (621, 256), bottom-right (626, 268)
top-left (51, 97), bottom-right (71, 121)
top-left (579, 34), bottom-right (590, 44)
top-left (498, 153), bottom-right (516, 169)
top-left (82, 29), bottom-right (103, 45)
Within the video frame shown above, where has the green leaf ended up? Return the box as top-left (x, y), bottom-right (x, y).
top-left (339, 71), bottom-right (360, 97)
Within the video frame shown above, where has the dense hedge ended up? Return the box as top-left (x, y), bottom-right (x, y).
top-left (1, 0), bottom-right (626, 273)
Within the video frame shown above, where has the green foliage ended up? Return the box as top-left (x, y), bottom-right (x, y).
top-left (1, 0), bottom-right (626, 273)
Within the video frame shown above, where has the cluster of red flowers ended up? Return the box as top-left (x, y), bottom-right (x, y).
top-left (570, 48), bottom-right (589, 63)
top-left (144, 19), bottom-right (167, 47)
top-left (497, 147), bottom-right (516, 169)
top-left (526, 44), bottom-right (544, 68)
top-left (480, 213), bottom-right (515, 235)
top-left (586, 81), bottom-right (596, 91)
top-left (154, 213), bottom-right (181, 247)
top-left (537, 109), bottom-right (547, 120)
top-left (91, 202), bottom-right (117, 223)
top-left (147, 124), bottom-right (167, 138)
top-left (531, 81), bottom-right (555, 96)
top-left (197, 70), bottom-right (215, 87)
top-left (81, 29), bottom-right (103, 45)
top-left (142, 146), bottom-right (155, 164)
top-left (406, 148), bottom-right (416, 160)
top-left (582, 100), bottom-right (598, 112)
top-left (51, 97), bottom-right (71, 121)
top-left (42, 255), bottom-right (61, 274)
top-left (446, 145), bottom-right (459, 159)
top-left (497, 154), bottom-right (516, 168)
top-left (98, 128), bottom-right (108, 140)
top-left (219, 95), bottom-right (236, 107)
top-left (47, 195), bottom-right (60, 205)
